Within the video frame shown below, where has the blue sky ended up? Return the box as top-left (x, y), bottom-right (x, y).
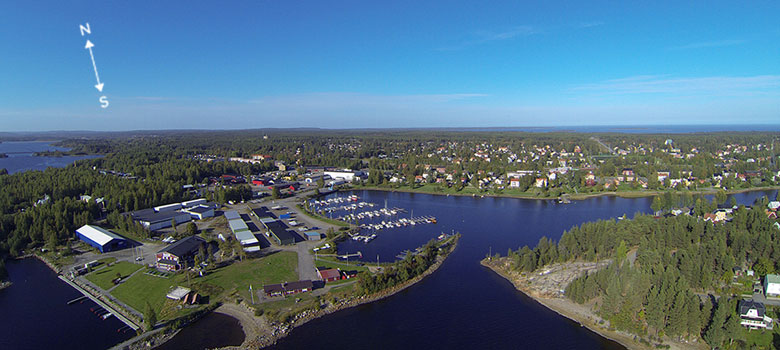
top-left (0, 1), bottom-right (778, 131)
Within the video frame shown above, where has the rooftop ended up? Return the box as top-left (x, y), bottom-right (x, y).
top-left (76, 225), bottom-right (126, 246)
top-left (224, 210), bottom-right (241, 220)
top-left (159, 235), bottom-right (206, 257)
top-left (166, 286), bottom-right (192, 300)
top-left (318, 268), bottom-right (341, 280)
top-left (185, 205), bottom-right (212, 214)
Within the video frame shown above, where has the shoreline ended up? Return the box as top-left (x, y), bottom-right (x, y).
top-left (480, 259), bottom-right (706, 350)
top-left (218, 235), bottom-right (459, 349)
top-left (352, 185), bottom-right (779, 202)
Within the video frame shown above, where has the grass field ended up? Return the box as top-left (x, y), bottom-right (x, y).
top-left (314, 257), bottom-right (369, 272)
top-left (86, 261), bottom-right (143, 290)
top-left (194, 251), bottom-right (298, 301)
top-left (111, 268), bottom-right (181, 316)
top-left (297, 204), bottom-right (350, 227)
top-left (109, 251), bottom-right (299, 319)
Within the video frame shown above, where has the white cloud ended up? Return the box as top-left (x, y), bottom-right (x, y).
top-left (576, 21), bottom-right (604, 28)
top-left (668, 39), bottom-right (745, 50)
top-left (571, 75), bottom-right (780, 95)
top-left (438, 25), bottom-right (537, 50)
top-left (248, 92), bottom-right (488, 106)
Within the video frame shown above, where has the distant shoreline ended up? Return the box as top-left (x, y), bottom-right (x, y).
top-left (352, 185), bottom-right (779, 202)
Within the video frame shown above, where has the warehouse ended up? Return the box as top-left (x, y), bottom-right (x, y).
top-left (324, 170), bottom-right (365, 182)
top-left (270, 226), bottom-right (296, 245)
top-left (252, 207), bottom-right (277, 219)
top-left (75, 225), bottom-right (127, 253)
top-left (129, 209), bottom-right (192, 231)
top-left (224, 210), bottom-right (241, 221)
top-left (183, 205), bottom-right (214, 220)
top-left (229, 218), bottom-right (261, 251)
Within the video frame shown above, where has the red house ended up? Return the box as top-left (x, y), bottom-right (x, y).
top-left (318, 268), bottom-right (342, 282)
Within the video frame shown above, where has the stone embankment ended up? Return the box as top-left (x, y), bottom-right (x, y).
top-left (221, 236), bottom-right (459, 349)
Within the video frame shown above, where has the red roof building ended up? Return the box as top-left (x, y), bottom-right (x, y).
top-left (318, 268), bottom-right (342, 282)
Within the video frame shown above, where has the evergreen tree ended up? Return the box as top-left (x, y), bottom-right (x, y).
top-left (144, 301), bottom-right (157, 331)
top-left (186, 222), bottom-right (198, 236)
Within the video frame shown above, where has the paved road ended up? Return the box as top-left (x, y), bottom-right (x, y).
top-left (296, 241), bottom-right (320, 281)
top-left (67, 241), bottom-right (164, 272)
top-left (589, 136), bottom-right (616, 155)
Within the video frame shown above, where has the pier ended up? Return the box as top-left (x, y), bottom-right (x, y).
top-left (59, 276), bottom-right (141, 331)
top-left (66, 295), bottom-right (87, 305)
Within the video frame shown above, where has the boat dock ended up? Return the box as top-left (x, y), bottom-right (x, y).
top-left (59, 276), bottom-right (141, 331)
top-left (66, 295), bottom-right (87, 305)
top-left (358, 216), bottom-right (437, 231)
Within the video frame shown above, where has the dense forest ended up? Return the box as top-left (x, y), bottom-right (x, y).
top-left (504, 195), bottom-right (780, 348)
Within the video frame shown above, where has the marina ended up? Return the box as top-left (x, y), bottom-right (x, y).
top-left (310, 194), bottom-right (438, 245)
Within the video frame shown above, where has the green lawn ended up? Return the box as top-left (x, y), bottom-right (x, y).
top-left (111, 268), bottom-right (181, 316)
top-left (86, 261), bottom-right (143, 290)
top-left (742, 327), bottom-right (776, 349)
top-left (297, 204), bottom-right (350, 227)
top-left (109, 251), bottom-right (298, 319)
top-left (194, 251), bottom-right (298, 301)
top-left (314, 257), bottom-right (369, 272)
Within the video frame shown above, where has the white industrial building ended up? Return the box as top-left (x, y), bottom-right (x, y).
top-left (183, 205), bottom-right (214, 220)
top-left (75, 225), bottom-right (127, 253)
top-left (765, 274), bottom-right (780, 297)
top-left (324, 170), bottom-right (365, 182)
top-left (127, 198), bottom-right (216, 231)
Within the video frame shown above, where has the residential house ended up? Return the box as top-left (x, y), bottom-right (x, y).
top-left (738, 299), bottom-right (773, 329)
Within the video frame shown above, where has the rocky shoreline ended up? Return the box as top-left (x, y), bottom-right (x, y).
top-left (480, 258), bottom-right (706, 350)
top-left (0, 280), bottom-right (11, 290)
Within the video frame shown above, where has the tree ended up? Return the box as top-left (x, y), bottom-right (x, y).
top-left (704, 298), bottom-right (730, 346)
top-left (186, 222), bottom-right (198, 236)
top-left (0, 168), bottom-right (7, 176)
top-left (170, 219), bottom-right (177, 233)
top-left (724, 314), bottom-right (744, 346)
top-left (716, 190), bottom-right (727, 205)
top-left (0, 259), bottom-right (7, 280)
top-left (144, 301), bottom-right (157, 331)
top-left (651, 195), bottom-right (664, 214)
top-left (316, 176), bottom-right (324, 189)
top-left (234, 238), bottom-right (246, 261)
top-left (272, 186), bottom-right (281, 199)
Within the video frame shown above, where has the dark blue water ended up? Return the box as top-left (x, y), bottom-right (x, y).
top-left (0, 141), bottom-right (99, 174)
top-left (272, 189), bottom-right (776, 350)
top-left (0, 258), bottom-right (134, 350)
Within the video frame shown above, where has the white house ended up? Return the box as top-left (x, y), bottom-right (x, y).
top-left (765, 274), bottom-right (780, 297)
